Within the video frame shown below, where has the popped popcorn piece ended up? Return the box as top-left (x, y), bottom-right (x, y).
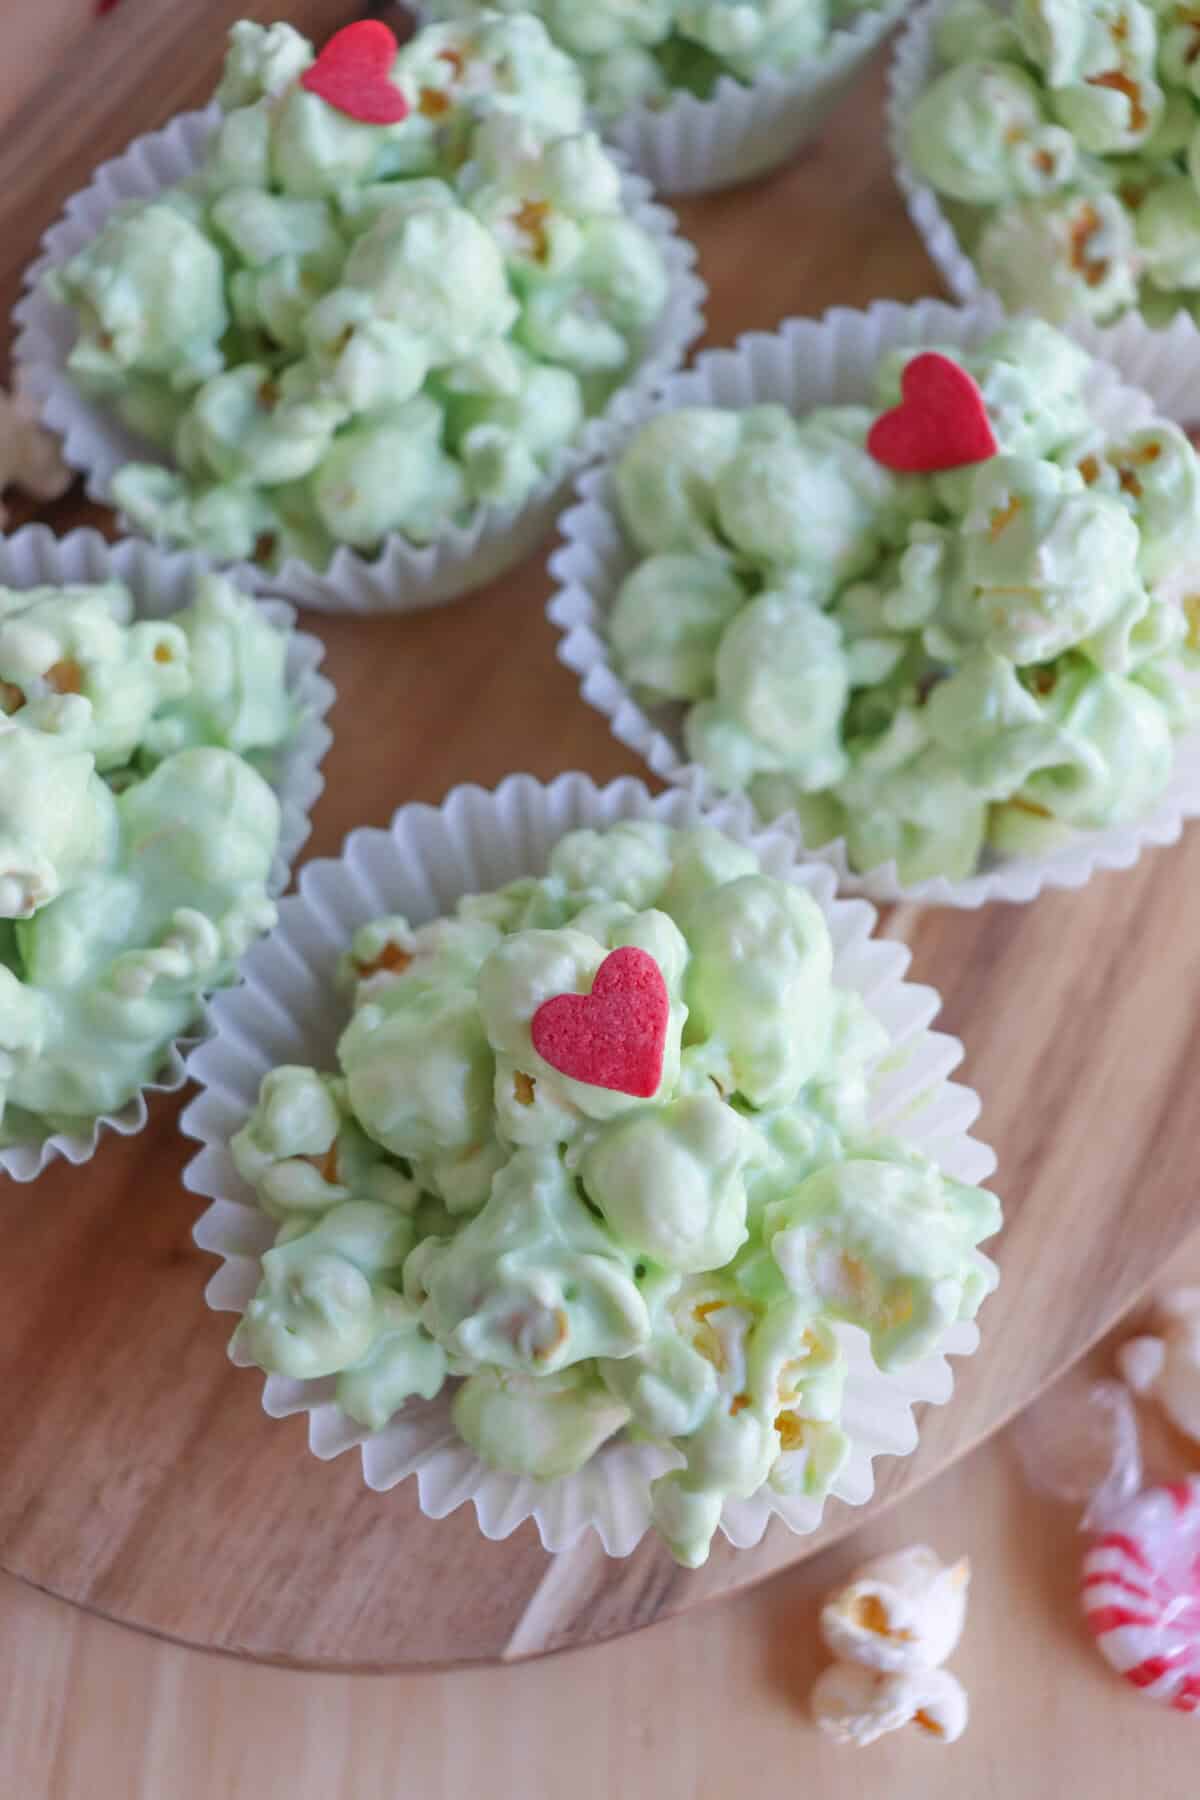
top-left (0, 390), bottom-right (71, 527)
top-left (1118, 1287), bottom-right (1200, 1443)
top-left (811, 1661), bottom-right (969, 1746)
top-left (820, 1545), bottom-right (971, 1673)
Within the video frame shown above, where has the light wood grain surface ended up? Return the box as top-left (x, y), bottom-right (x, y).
top-left (4, 9), bottom-right (1200, 1672)
top-left (5, 1237), bottom-right (1199, 1800)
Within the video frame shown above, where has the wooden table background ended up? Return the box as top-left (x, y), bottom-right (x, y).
top-left (3, 0), bottom-right (1200, 1780)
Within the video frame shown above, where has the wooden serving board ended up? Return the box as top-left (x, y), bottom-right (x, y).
top-left (2, 13), bottom-right (1200, 1671)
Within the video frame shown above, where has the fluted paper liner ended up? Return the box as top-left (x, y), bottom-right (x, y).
top-left (548, 297), bottom-right (1200, 907)
top-left (12, 104), bottom-right (704, 615)
top-left (184, 773), bottom-right (997, 1559)
top-left (889, 0), bottom-right (1200, 344)
top-left (0, 527), bottom-right (334, 1182)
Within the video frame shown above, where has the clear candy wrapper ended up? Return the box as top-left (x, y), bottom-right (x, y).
top-left (1012, 1365), bottom-right (1200, 1712)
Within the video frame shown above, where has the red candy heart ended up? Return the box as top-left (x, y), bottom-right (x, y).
top-left (300, 21), bottom-right (410, 126)
top-left (867, 351), bottom-right (997, 473)
top-left (531, 947), bottom-right (669, 1098)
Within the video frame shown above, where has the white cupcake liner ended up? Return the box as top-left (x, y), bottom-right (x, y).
top-left (889, 0), bottom-right (1200, 340)
top-left (0, 526), bottom-right (334, 1183)
top-left (11, 104), bottom-right (705, 616)
top-left (182, 771), bottom-right (997, 1560)
top-left (548, 296), bottom-right (1200, 907)
top-left (420, 0), bottom-right (912, 196)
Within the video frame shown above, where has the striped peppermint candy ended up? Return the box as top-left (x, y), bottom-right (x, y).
top-left (1081, 1477), bottom-right (1200, 1713)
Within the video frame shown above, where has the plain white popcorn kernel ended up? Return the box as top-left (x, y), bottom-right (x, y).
top-left (811, 1661), bottom-right (969, 1747)
top-left (819, 1544), bottom-right (971, 1674)
top-left (1118, 1287), bottom-right (1200, 1445)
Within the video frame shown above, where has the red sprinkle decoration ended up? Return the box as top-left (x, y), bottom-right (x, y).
top-left (867, 351), bottom-right (998, 473)
top-left (531, 947), bottom-right (669, 1098)
top-left (300, 21), bottom-right (410, 126)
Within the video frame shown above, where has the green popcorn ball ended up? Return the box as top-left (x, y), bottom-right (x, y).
top-left (611, 550), bottom-right (752, 698)
top-left (453, 1364), bottom-right (631, 1481)
top-left (237, 1200), bottom-right (414, 1380)
top-left (52, 203), bottom-right (228, 392)
top-left (943, 454), bottom-right (1144, 665)
top-left (1137, 175), bottom-right (1200, 290)
top-left (0, 582), bottom-right (189, 771)
top-left (712, 589), bottom-right (850, 787)
top-left (336, 1294), bottom-right (449, 1431)
top-left (909, 61), bottom-right (1078, 203)
top-left (417, 1147), bottom-right (651, 1372)
top-left (10, 747), bottom-right (279, 1120)
top-left (216, 19), bottom-right (313, 108)
top-left (580, 1091), bottom-right (758, 1272)
top-left (311, 398), bottom-right (468, 550)
top-left (614, 408), bottom-right (744, 555)
top-left (975, 192), bottom-right (1140, 322)
top-left (0, 574), bottom-right (297, 1139)
top-left (339, 982), bottom-right (494, 1160)
top-left (1021, 659), bottom-right (1175, 827)
top-left (685, 874), bottom-right (834, 1107)
top-left (764, 1151), bottom-right (1001, 1370)
top-left (48, 14), bottom-right (673, 568)
top-left (229, 823), bottom-right (1004, 1565)
top-left (0, 723), bottom-right (117, 920)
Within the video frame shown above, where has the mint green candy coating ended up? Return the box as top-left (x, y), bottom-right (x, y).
top-left (907, 0), bottom-right (1200, 324)
top-left (50, 13), bottom-right (669, 568)
top-left (607, 322), bottom-right (1200, 883)
top-left (0, 575), bottom-right (295, 1146)
top-left (422, 0), bottom-right (882, 118)
top-left (232, 823), bottom-right (999, 1566)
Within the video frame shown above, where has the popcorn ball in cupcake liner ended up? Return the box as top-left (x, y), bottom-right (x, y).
top-left (548, 296), bottom-right (1200, 906)
top-left (891, 0), bottom-right (1200, 333)
top-left (184, 772), bottom-right (997, 1564)
top-left (0, 526), bottom-right (332, 1182)
top-left (13, 15), bottom-right (704, 614)
top-left (421, 0), bottom-right (914, 195)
